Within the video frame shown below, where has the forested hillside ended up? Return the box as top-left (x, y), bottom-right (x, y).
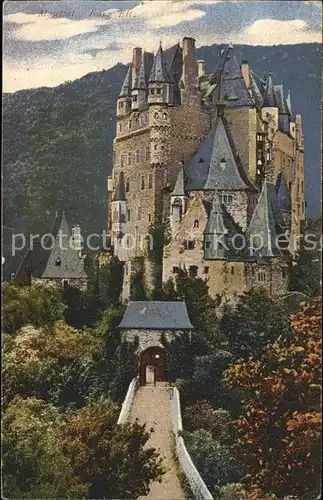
top-left (3, 43), bottom-right (320, 270)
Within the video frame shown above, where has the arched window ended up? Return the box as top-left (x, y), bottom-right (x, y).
top-left (154, 112), bottom-right (159, 119)
top-left (162, 112), bottom-right (168, 120)
top-left (220, 158), bottom-right (227, 170)
top-left (193, 219), bottom-right (199, 229)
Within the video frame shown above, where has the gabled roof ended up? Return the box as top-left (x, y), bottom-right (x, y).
top-left (164, 43), bottom-right (183, 83)
top-left (119, 301), bottom-right (194, 330)
top-left (113, 171), bottom-right (126, 201)
top-left (149, 43), bottom-right (172, 83)
top-left (247, 181), bottom-right (283, 257)
top-left (262, 72), bottom-right (277, 108)
top-left (171, 164), bottom-right (185, 197)
top-left (185, 116), bottom-right (256, 191)
top-left (217, 46), bottom-right (254, 108)
top-left (119, 64), bottom-right (132, 97)
top-left (15, 213), bottom-right (87, 283)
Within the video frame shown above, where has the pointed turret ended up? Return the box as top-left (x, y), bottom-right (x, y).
top-left (132, 52), bottom-right (148, 110)
top-left (170, 163), bottom-right (187, 236)
top-left (119, 64), bottom-right (132, 97)
top-left (247, 180), bottom-right (284, 257)
top-left (111, 172), bottom-right (126, 239)
top-left (204, 188), bottom-right (229, 260)
top-left (149, 42), bottom-right (171, 83)
top-left (262, 72), bottom-right (277, 108)
top-left (113, 171), bottom-right (126, 201)
top-left (117, 64), bottom-right (132, 117)
top-left (171, 163), bottom-right (185, 197)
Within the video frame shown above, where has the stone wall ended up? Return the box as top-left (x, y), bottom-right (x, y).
top-left (245, 258), bottom-right (289, 297)
top-left (121, 329), bottom-right (183, 353)
top-left (225, 107), bottom-right (257, 183)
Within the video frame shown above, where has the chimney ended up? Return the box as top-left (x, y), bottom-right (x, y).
top-left (197, 60), bottom-right (206, 78)
top-left (182, 37), bottom-right (198, 90)
top-left (241, 60), bottom-right (250, 89)
top-left (132, 47), bottom-right (142, 88)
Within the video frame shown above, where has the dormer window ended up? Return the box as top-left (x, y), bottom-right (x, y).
top-left (220, 158), bottom-right (227, 170)
top-left (198, 158), bottom-right (204, 163)
top-left (55, 257), bottom-right (61, 267)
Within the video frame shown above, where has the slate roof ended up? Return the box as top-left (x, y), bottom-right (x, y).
top-left (247, 181), bottom-right (284, 257)
top-left (119, 64), bottom-right (132, 97)
top-left (274, 84), bottom-right (288, 114)
top-left (133, 51), bottom-right (147, 89)
top-left (185, 116), bottom-right (256, 192)
top-left (262, 72), bottom-right (277, 108)
top-left (171, 164), bottom-right (186, 196)
top-left (119, 301), bottom-right (194, 330)
top-left (113, 171), bottom-right (126, 201)
top-left (204, 189), bottom-right (228, 235)
top-left (219, 47), bottom-right (254, 108)
top-left (149, 43), bottom-right (172, 83)
top-left (249, 70), bottom-right (263, 108)
top-left (14, 213), bottom-right (87, 284)
top-left (164, 43), bottom-right (183, 83)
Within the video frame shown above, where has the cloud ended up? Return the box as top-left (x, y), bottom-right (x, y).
top-left (236, 19), bottom-right (321, 45)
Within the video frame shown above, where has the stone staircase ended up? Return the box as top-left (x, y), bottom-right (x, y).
top-left (129, 383), bottom-right (186, 500)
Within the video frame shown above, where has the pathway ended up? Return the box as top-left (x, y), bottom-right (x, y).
top-left (129, 383), bottom-right (186, 500)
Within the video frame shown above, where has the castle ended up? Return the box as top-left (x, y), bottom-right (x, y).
top-left (107, 38), bottom-right (305, 301)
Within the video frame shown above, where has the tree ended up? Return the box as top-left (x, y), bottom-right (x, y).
top-left (2, 321), bottom-right (97, 409)
top-left (2, 282), bottom-right (66, 334)
top-left (224, 298), bottom-right (322, 499)
top-left (184, 428), bottom-right (242, 496)
top-left (173, 270), bottom-right (221, 345)
top-left (220, 289), bottom-right (290, 361)
top-left (2, 396), bottom-right (71, 499)
top-left (59, 399), bottom-right (165, 498)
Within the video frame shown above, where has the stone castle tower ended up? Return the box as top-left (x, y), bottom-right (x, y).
top-left (108, 39), bottom-right (305, 301)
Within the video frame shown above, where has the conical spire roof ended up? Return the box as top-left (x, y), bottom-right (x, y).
top-left (247, 180), bottom-right (283, 257)
top-left (149, 42), bottom-right (171, 83)
top-left (119, 64), bottom-right (132, 97)
top-left (134, 52), bottom-right (146, 89)
top-left (274, 82), bottom-right (288, 114)
top-left (113, 172), bottom-right (126, 201)
top-left (204, 188), bottom-right (228, 235)
top-left (262, 72), bottom-right (277, 108)
top-left (171, 164), bottom-right (185, 197)
top-left (249, 71), bottom-right (263, 108)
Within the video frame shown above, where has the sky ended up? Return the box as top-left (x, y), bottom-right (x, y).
top-left (3, 0), bottom-right (322, 93)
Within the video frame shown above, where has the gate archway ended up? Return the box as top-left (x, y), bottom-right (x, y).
top-left (139, 346), bottom-right (166, 386)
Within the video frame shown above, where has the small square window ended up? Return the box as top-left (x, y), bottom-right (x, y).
top-left (189, 266), bottom-right (198, 278)
top-left (156, 88), bottom-right (162, 95)
top-left (187, 240), bottom-right (195, 250)
top-left (173, 266), bottom-right (180, 274)
top-left (205, 241), bottom-right (211, 249)
top-left (204, 266), bottom-right (209, 274)
top-left (133, 95), bottom-right (137, 102)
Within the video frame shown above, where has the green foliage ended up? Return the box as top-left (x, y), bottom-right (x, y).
top-left (2, 321), bottom-right (97, 409)
top-left (146, 221), bottom-right (168, 298)
top-left (2, 282), bottom-right (66, 334)
top-left (184, 429), bottom-right (242, 496)
top-left (59, 399), bottom-right (165, 499)
top-left (183, 401), bottom-right (230, 440)
top-left (2, 396), bottom-right (71, 498)
top-left (220, 288), bottom-right (290, 361)
top-left (2, 396), bottom-right (165, 499)
top-left (130, 270), bottom-right (147, 300)
top-left (97, 255), bottom-right (124, 307)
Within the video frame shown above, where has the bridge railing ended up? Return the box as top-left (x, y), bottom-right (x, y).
top-left (171, 386), bottom-right (214, 500)
top-left (117, 377), bottom-right (138, 425)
